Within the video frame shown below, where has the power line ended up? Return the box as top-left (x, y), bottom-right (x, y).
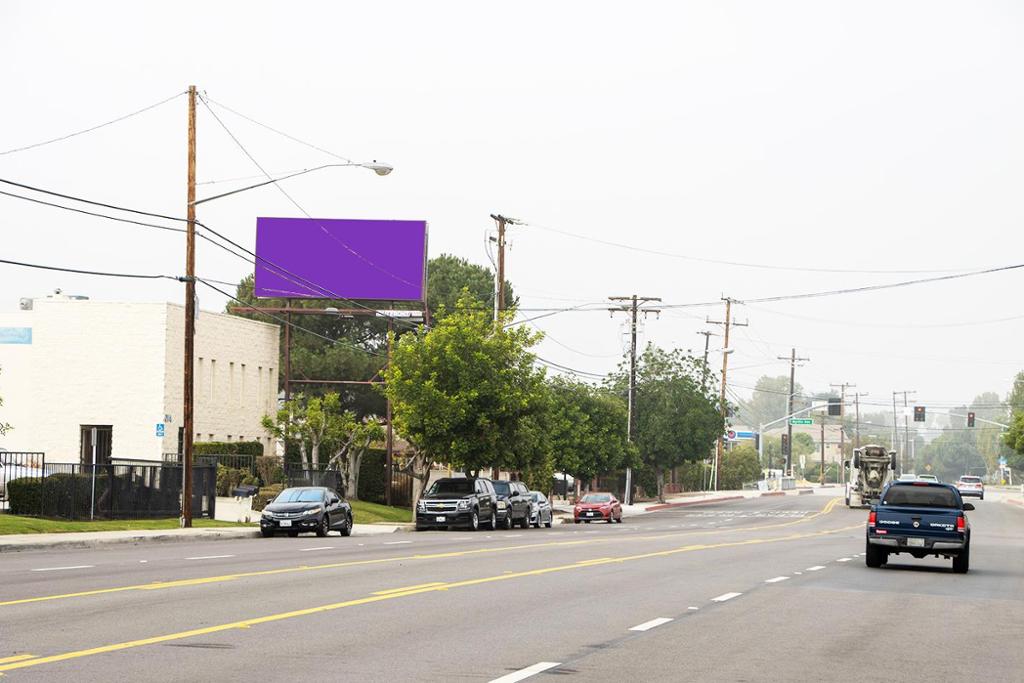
top-left (0, 256), bottom-right (182, 281)
top-left (0, 177), bottom-right (185, 223)
top-left (521, 220), bottom-right (974, 275)
top-left (0, 91), bottom-right (186, 156)
top-left (204, 98), bottom-right (354, 164)
top-left (745, 302), bottom-right (1024, 329)
top-left (0, 189), bottom-right (186, 234)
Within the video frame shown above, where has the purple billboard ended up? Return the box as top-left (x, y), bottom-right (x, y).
top-left (254, 217), bottom-right (428, 301)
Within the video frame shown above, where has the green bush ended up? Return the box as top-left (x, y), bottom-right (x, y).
top-left (194, 441), bottom-right (264, 456)
top-left (7, 477), bottom-right (42, 515)
top-left (215, 465), bottom-right (248, 497)
top-left (256, 456), bottom-right (285, 486)
top-left (358, 450), bottom-right (386, 503)
top-left (719, 445), bottom-right (762, 490)
top-left (251, 484), bottom-right (284, 511)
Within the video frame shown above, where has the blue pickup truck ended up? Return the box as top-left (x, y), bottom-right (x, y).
top-left (866, 480), bottom-right (974, 573)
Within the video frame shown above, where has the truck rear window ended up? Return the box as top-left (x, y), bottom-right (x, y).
top-left (882, 486), bottom-right (958, 508)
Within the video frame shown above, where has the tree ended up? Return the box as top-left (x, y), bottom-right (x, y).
top-left (1007, 371), bottom-right (1024, 415)
top-left (718, 444), bottom-right (761, 490)
top-left (792, 432), bottom-right (815, 457)
top-left (545, 377), bottom-right (634, 492)
top-left (381, 295), bottom-right (546, 496)
top-left (261, 393), bottom-right (383, 498)
top-left (736, 375), bottom-right (809, 428)
top-left (609, 345), bottom-right (722, 501)
top-left (229, 254), bottom-right (514, 416)
top-left (426, 254), bottom-right (515, 322)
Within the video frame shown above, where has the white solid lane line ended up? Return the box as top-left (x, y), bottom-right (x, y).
top-left (490, 662), bottom-right (561, 683)
top-left (629, 617), bottom-right (674, 632)
top-left (806, 565), bottom-right (825, 571)
top-left (764, 576), bottom-right (790, 583)
top-left (711, 592), bottom-right (743, 602)
top-left (185, 555), bottom-right (235, 560)
top-left (299, 546), bottom-right (334, 552)
top-left (31, 565), bottom-right (95, 572)
top-left (383, 540), bottom-right (412, 545)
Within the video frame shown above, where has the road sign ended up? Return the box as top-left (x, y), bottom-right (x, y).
top-left (155, 423), bottom-right (165, 437)
top-left (799, 455), bottom-right (806, 469)
top-left (789, 418), bottom-right (813, 425)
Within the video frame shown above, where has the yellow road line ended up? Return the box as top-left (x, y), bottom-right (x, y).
top-left (372, 582), bottom-right (446, 595)
top-left (0, 497), bottom-right (845, 609)
top-left (0, 521), bottom-right (860, 675)
top-left (0, 657), bottom-right (34, 666)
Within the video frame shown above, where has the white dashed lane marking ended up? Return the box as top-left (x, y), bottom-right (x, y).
top-left (629, 617), bottom-right (674, 632)
top-left (31, 565), bottom-right (94, 572)
top-left (711, 592), bottom-right (743, 602)
top-left (185, 555), bottom-right (234, 560)
top-left (383, 541), bottom-right (412, 545)
top-left (764, 576), bottom-right (790, 583)
top-left (299, 547), bottom-right (334, 552)
top-left (806, 565), bottom-right (825, 572)
top-left (489, 661), bottom-right (561, 683)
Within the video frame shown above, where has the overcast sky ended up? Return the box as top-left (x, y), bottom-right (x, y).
top-left (2, 1), bottom-right (1023, 415)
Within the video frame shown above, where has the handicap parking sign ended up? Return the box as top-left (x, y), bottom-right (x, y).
top-left (156, 423), bottom-right (165, 437)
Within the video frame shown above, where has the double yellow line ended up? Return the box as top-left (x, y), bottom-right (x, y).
top-left (0, 516), bottom-right (859, 675)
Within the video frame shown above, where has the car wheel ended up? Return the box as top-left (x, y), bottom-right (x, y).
top-left (339, 513), bottom-right (352, 537)
top-left (544, 513), bottom-right (553, 528)
top-left (584, 520), bottom-right (591, 524)
top-left (519, 513), bottom-right (531, 529)
top-left (574, 519), bottom-right (581, 524)
top-left (979, 495), bottom-right (984, 500)
top-left (953, 544), bottom-right (970, 573)
top-left (502, 513), bottom-right (513, 530)
top-left (316, 515), bottom-right (330, 537)
top-left (469, 509), bottom-right (480, 531)
top-left (865, 541), bottom-right (886, 568)
top-left (484, 511), bottom-right (497, 530)
top-left (260, 528), bottom-right (274, 538)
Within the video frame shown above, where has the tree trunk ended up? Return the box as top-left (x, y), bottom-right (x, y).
top-left (310, 442), bottom-right (320, 470)
top-left (656, 470), bottom-right (666, 503)
top-left (409, 451), bottom-right (432, 523)
top-left (299, 442), bottom-right (310, 471)
top-left (348, 451), bottom-right (363, 501)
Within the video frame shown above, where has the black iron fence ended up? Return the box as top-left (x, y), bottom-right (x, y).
top-left (387, 466), bottom-right (413, 508)
top-left (163, 452), bottom-right (259, 477)
top-left (2, 457), bottom-right (215, 520)
top-left (283, 463), bottom-right (412, 507)
top-left (285, 467), bottom-right (343, 493)
top-left (1, 451), bottom-right (45, 504)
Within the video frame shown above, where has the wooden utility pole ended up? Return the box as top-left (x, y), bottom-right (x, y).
top-left (490, 214), bottom-right (518, 322)
top-left (609, 295), bottom-right (661, 504)
top-left (385, 316), bottom-right (394, 505)
top-left (708, 299), bottom-right (747, 490)
top-left (181, 85), bottom-right (197, 528)
top-left (777, 349), bottom-right (810, 478)
top-left (820, 417), bottom-right (826, 485)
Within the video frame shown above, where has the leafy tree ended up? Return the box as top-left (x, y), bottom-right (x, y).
top-left (1004, 412), bottom-right (1024, 473)
top-left (718, 444), bottom-right (761, 490)
top-left (544, 377), bottom-right (634, 492)
top-left (1007, 371), bottom-right (1024, 415)
top-left (261, 393), bottom-right (383, 498)
top-left (609, 345), bottom-right (722, 501)
top-left (736, 375), bottom-right (809, 428)
top-left (792, 432), bottom-right (815, 457)
top-left (381, 296), bottom-right (546, 493)
top-left (229, 254), bottom-right (514, 416)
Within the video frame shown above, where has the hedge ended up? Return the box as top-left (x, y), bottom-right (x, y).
top-left (194, 441), bottom-right (265, 457)
top-left (358, 449), bottom-right (386, 503)
top-left (8, 473), bottom-right (110, 517)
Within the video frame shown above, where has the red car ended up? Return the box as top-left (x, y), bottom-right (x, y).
top-left (574, 492), bottom-right (623, 523)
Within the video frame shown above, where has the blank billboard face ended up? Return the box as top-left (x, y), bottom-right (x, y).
top-left (254, 217), bottom-right (428, 301)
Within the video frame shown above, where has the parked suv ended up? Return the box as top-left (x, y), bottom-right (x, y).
top-left (416, 478), bottom-right (497, 531)
top-left (490, 480), bottom-right (532, 529)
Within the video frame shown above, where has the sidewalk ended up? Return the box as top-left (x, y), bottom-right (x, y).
top-left (0, 522), bottom-right (411, 553)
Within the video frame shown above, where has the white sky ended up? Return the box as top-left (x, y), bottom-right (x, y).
top-left (2, 1), bottom-right (1023, 413)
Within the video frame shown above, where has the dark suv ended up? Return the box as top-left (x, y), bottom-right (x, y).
top-left (416, 478), bottom-right (497, 531)
top-left (490, 479), bottom-right (532, 529)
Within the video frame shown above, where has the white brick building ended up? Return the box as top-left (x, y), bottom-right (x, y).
top-left (0, 294), bottom-right (280, 463)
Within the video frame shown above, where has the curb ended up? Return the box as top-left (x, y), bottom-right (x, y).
top-left (0, 527), bottom-right (262, 554)
top-left (760, 492), bottom-right (785, 497)
top-left (797, 489), bottom-right (815, 495)
top-left (646, 496), bottom-right (744, 512)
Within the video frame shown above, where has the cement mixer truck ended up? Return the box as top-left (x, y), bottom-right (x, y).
top-left (845, 444), bottom-right (896, 508)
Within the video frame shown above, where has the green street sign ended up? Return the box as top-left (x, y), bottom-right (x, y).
top-left (789, 418), bottom-right (813, 425)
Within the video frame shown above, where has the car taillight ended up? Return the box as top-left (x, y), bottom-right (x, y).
top-left (868, 511), bottom-right (876, 528)
top-left (957, 516), bottom-right (966, 533)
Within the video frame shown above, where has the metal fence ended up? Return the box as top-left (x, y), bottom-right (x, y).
top-left (2, 458), bottom-right (216, 520)
top-left (387, 466), bottom-right (413, 507)
top-left (163, 452), bottom-right (258, 477)
top-left (1, 452), bottom-right (45, 505)
top-left (285, 467), bottom-right (343, 493)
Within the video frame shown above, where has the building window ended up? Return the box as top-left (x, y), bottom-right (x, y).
top-left (229, 362), bottom-right (235, 404)
top-left (257, 366), bottom-right (263, 408)
top-left (210, 359), bottom-right (217, 402)
top-left (240, 363), bottom-right (247, 406)
top-left (268, 367), bottom-right (275, 410)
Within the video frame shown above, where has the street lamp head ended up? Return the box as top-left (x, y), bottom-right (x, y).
top-left (361, 160), bottom-right (393, 176)
top-left (721, 348), bottom-right (735, 355)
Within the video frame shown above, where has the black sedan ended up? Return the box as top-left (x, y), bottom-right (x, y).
top-left (260, 487), bottom-right (352, 537)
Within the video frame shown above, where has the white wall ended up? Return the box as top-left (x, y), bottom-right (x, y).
top-left (0, 299), bottom-right (280, 462)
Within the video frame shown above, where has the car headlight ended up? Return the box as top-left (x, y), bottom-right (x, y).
top-left (457, 499), bottom-right (471, 510)
top-left (261, 510), bottom-right (274, 518)
top-left (417, 500), bottom-right (426, 512)
top-left (304, 506), bottom-right (323, 516)
top-left (497, 500), bottom-right (508, 510)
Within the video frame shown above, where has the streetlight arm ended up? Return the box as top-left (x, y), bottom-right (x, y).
top-left (191, 161), bottom-right (391, 206)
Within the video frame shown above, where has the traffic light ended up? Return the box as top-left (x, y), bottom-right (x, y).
top-left (967, 411), bottom-right (976, 428)
top-left (828, 398), bottom-right (842, 416)
top-left (781, 433), bottom-right (790, 456)
top-left (914, 405), bottom-right (926, 422)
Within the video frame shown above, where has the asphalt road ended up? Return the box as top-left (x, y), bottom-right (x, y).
top-left (1, 492), bottom-right (1021, 682)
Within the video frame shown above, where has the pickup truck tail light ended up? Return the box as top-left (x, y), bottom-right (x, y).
top-left (957, 515), bottom-right (966, 533)
top-left (868, 511), bottom-right (876, 528)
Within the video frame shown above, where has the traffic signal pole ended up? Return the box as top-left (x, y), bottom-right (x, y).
top-left (777, 349), bottom-right (809, 477)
